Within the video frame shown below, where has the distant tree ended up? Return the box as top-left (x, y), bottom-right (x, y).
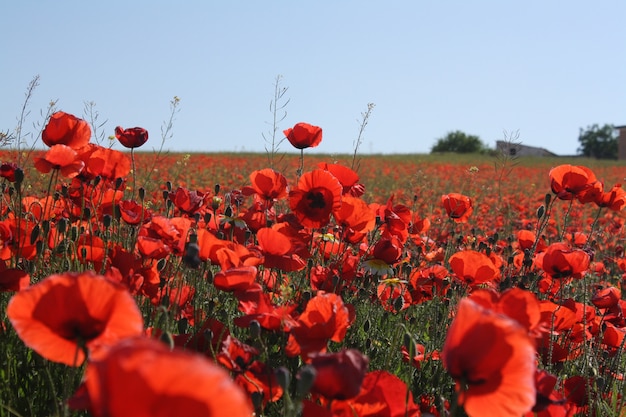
top-left (577, 124), bottom-right (618, 159)
top-left (431, 131), bottom-right (486, 154)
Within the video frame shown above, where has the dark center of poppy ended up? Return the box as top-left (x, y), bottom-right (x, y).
top-left (307, 191), bottom-right (326, 209)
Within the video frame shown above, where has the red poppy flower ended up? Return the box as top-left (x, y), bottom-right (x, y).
top-left (329, 370), bottom-right (420, 417)
top-left (213, 266), bottom-right (257, 292)
top-left (168, 187), bottom-right (205, 215)
top-left (308, 349), bottom-right (369, 400)
top-left (371, 235), bottom-right (403, 264)
top-left (594, 183), bottom-right (626, 211)
top-left (441, 193), bottom-right (473, 223)
top-left (442, 298), bottom-right (536, 417)
top-left (34, 144), bottom-right (85, 178)
top-left (69, 337), bottom-right (252, 417)
top-left (289, 169), bottom-right (342, 228)
top-left (286, 292), bottom-right (351, 357)
top-left (42, 111), bottom-right (91, 149)
top-left (283, 122), bottom-right (323, 149)
top-left (449, 250), bottom-right (501, 286)
top-left (591, 286), bottom-right (621, 309)
top-left (233, 283), bottom-right (298, 331)
top-left (247, 168), bottom-right (288, 201)
top-left (7, 271), bottom-right (144, 366)
top-left (0, 261), bottom-right (30, 291)
top-left (541, 242), bottom-right (590, 279)
top-left (114, 126), bottom-right (149, 149)
top-left (318, 162), bottom-right (364, 196)
top-left (77, 144), bottom-right (131, 181)
top-left (549, 164), bottom-right (603, 202)
top-left (256, 225), bottom-right (307, 272)
top-left (118, 199), bottom-right (151, 225)
top-left (334, 195), bottom-right (376, 244)
top-left (0, 162), bottom-right (18, 182)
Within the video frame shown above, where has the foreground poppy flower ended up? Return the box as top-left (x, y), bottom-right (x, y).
top-left (7, 272), bottom-right (144, 366)
top-left (247, 168), bottom-right (288, 201)
top-left (594, 183), bottom-right (626, 211)
top-left (449, 250), bottom-right (501, 286)
top-left (284, 122), bottom-right (323, 149)
top-left (114, 126), bottom-right (149, 149)
top-left (289, 169), bottom-right (342, 228)
top-left (441, 193), bottom-right (473, 223)
top-left (69, 337), bottom-right (252, 417)
top-left (549, 164), bottom-right (602, 203)
top-left (442, 298), bottom-right (536, 417)
top-left (33, 144), bottom-right (85, 178)
top-left (541, 242), bottom-right (590, 279)
top-left (42, 111), bottom-right (91, 149)
top-left (309, 349), bottom-right (369, 400)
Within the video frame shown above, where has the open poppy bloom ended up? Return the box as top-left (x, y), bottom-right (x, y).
top-left (284, 122), bottom-right (323, 149)
top-left (34, 144), bottom-right (85, 178)
top-left (0, 162), bottom-right (18, 182)
top-left (289, 169), bottom-right (342, 228)
top-left (114, 126), bottom-right (149, 149)
top-left (448, 250), bottom-right (501, 286)
top-left (77, 144), bottom-right (131, 181)
top-left (442, 298), bottom-right (536, 417)
top-left (441, 193), bottom-right (473, 223)
top-left (7, 271), bottom-right (144, 366)
top-left (69, 337), bottom-right (252, 417)
top-left (246, 168), bottom-right (288, 201)
top-left (168, 187), bottom-right (205, 215)
top-left (549, 164), bottom-right (603, 203)
top-left (42, 111), bottom-right (91, 149)
top-left (594, 183), bottom-right (626, 211)
top-left (541, 242), bottom-right (590, 279)
top-left (318, 162), bottom-right (364, 196)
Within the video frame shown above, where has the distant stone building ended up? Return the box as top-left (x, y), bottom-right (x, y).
top-left (615, 125), bottom-right (626, 160)
top-left (495, 141), bottom-right (557, 157)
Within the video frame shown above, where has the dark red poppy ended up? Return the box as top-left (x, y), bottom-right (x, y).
top-left (233, 283), bottom-right (298, 331)
top-left (540, 242), bottom-right (590, 279)
top-left (449, 250), bottom-right (501, 286)
top-left (114, 126), bottom-right (149, 149)
top-left (118, 199), bottom-right (151, 225)
top-left (308, 349), bottom-right (369, 400)
top-left (42, 111), bottom-right (91, 149)
top-left (283, 122), bottom-right (322, 149)
top-left (289, 169), bottom-right (342, 228)
top-left (69, 337), bottom-right (252, 417)
top-left (34, 144), bottom-right (85, 178)
top-left (0, 162), bottom-right (18, 182)
top-left (442, 298), bottom-right (536, 417)
top-left (371, 235), bottom-right (403, 264)
top-left (286, 292), bottom-right (351, 357)
top-left (441, 193), bottom-right (473, 223)
top-left (591, 285), bottom-right (621, 309)
top-left (0, 261), bottom-right (30, 291)
top-left (7, 271), bottom-right (144, 366)
top-left (549, 164), bottom-right (602, 202)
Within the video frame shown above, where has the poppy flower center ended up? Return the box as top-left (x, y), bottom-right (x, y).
top-left (307, 191), bottom-right (326, 209)
top-left (60, 318), bottom-right (106, 341)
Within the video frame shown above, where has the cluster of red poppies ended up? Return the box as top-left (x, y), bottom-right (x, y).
top-left (1, 112), bottom-right (626, 416)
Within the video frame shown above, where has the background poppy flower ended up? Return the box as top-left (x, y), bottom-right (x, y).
top-left (283, 122), bottom-right (322, 149)
top-left (42, 111), bottom-right (91, 149)
top-left (442, 298), bottom-right (536, 417)
top-left (289, 169), bottom-right (342, 228)
top-left (0, 162), bottom-right (18, 182)
top-left (69, 337), bottom-right (252, 417)
top-left (549, 164), bottom-right (602, 202)
top-left (7, 271), bottom-right (144, 366)
top-left (541, 242), bottom-right (590, 279)
top-left (115, 126), bottom-right (149, 149)
top-left (247, 168), bottom-right (288, 201)
top-left (441, 193), bottom-right (473, 223)
top-left (449, 250), bottom-right (501, 286)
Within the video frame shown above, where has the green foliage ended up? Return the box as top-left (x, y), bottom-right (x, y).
top-left (431, 130), bottom-right (487, 154)
top-left (577, 123), bottom-right (618, 159)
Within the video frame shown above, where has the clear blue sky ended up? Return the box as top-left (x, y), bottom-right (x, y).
top-left (2, 1), bottom-right (625, 155)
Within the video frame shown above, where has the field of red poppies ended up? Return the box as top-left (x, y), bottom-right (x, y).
top-left (1, 112), bottom-right (626, 417)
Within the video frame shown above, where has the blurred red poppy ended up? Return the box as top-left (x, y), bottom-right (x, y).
top-left (449, 250), bottom-right (500, 286)
top-left (289, 169), bottom-right (342, 228)
top-left (69, 337), bottom-right (252, 417)
top-left (594, 183), bottom-right (626, 211)
top-left (309, 349), bottom-right (369, 400)
top-left (7, 271), bottom-right (144, 366)
top-left (283, 122), bottom-right (322, 149)
top-left (591, 285), bottom-right (621, 309)
top-left (118, 199), bottom-right (151, 225)
top-left (541, 242), bottom-right (590, 279)
top-left (213, 266), bottom-right (257, 292)
top-left (549, 164), bottom-right (602, 203)
top-left (42, 111), bottom-right (91, 149)
top-left (0, 162), bottom-right (18, 182)
top-left (441, 193), bottom-right (473, 223)
top-left (442, 298), bottom-right (536, 417)
top-left (233, 283), bottom-right (298, 331)
top-left (286, 292), bottom-right (351, 357)
top-left (34, 144), bottom-right (85, 178)
top-left (77, 144), bottom-right (131, 181)
top-left (114, 126), bottom-right (149, 149)
top-left (0, 261), bottom-right (30, 291)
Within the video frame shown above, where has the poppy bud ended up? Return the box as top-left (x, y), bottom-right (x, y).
top-left (537, 205), bottom-right (545, 219)
top-left (275, 367), bottom-right (291, 391)
top-left (296, 365), bottom-right (317, 399)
